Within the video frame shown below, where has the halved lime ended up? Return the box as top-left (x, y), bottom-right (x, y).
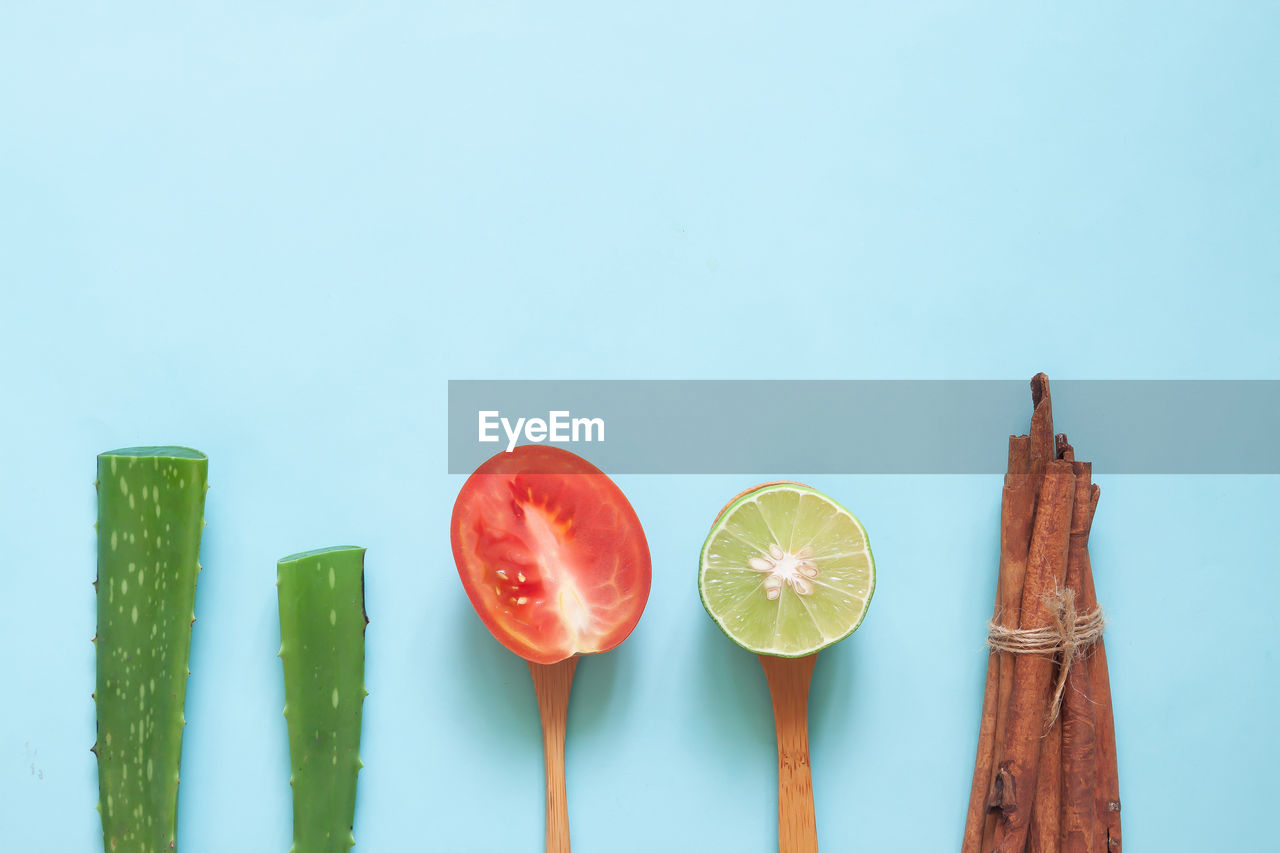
top-left (699, 482), bottom-right (875, 657)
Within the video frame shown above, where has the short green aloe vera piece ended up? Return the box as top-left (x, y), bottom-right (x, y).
top-left (94, 446), bottom-right (208, 852)
top-left (278, 546), bottom-right (368, 853)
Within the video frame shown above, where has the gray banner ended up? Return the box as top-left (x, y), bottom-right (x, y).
top-left (447, 380), bottom-right (1280, 474)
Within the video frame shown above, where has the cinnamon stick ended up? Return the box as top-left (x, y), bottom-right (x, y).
top-left (978, 436), bottom-right (1039, 851)
top-left (1056, 446), bottom-right (1100, 853)
top-left (1026, 716), bottom-right (1062, 853)
top-left (1084, 547), bottom-right (1121, 852)
top-left (981, 375), bottom-right (1057, 852)
top-left (961, 623), bottom-right (1000, 853)
top-left (962, 436), bottom-right (1035, 853)
top-left (990, 459), bottom-right (1076, 853)
top-left (1057, 434), bottom-right (1121, 851)
top-left (1029, 373), bottom-right (1056, 480)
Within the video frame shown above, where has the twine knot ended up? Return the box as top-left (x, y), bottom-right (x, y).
top-left (986, 588), bottom-right (1105, 725)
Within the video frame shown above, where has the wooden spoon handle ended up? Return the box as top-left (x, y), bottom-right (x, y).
top-left (759, 653), bottom-right (819, 853)
top-left (530, 657), bottom-right (578, 853)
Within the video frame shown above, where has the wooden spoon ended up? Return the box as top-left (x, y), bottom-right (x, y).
top-left (715, 482), bottom-right (825, 851)
top-left (759, 652), bottom-right (819, 853)
top-left (529, 657), bottom-right (579, 853)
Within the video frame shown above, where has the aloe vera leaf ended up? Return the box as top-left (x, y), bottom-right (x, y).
top-left (277, 546), bottom-right (368, 853)
top-left (94, 446), bottom-right (208, 852)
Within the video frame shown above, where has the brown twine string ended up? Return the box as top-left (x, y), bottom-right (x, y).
top-left (986, 587), bottom-right (1106, 725)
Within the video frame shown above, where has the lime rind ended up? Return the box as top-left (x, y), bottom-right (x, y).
top-left (699, 483), bottom-right (875, 657)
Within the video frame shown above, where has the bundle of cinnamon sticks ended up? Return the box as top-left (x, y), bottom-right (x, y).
top-left (962, 375), bottom-right (1121, 853)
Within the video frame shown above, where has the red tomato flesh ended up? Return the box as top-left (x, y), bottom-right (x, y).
top-left (451, 445), bottom-right (651, 665)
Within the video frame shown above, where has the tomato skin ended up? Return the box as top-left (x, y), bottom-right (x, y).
top-left (451, 445), bottom-right (651, 665)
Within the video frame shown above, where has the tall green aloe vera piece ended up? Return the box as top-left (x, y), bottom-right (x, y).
top-left (94, 446), bottom-right (208, 852)
top-left (277, 546), bottom-right (368, 853)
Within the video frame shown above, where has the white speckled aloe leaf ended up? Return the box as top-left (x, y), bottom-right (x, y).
top-left (277, 546), bottom-right (368, 853)
top-left (94, 446), bottom-right (208, 852)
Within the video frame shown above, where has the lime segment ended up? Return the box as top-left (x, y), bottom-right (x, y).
top-left (699, 483), bottom-right (875, 657)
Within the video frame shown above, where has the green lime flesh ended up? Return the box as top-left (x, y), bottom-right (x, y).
top-left (699, 483), bottom-right (875, 657)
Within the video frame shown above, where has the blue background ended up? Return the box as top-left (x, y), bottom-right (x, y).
top-left (2, 3), bottom-right (1277, 851)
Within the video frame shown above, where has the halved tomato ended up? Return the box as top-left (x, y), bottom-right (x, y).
top-left (451, 445), bottom-right (651, 665)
